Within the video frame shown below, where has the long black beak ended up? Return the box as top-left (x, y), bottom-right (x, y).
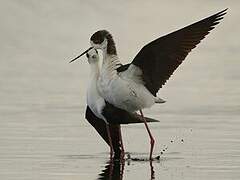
top-left (69, 47), bottom-right (93, 63)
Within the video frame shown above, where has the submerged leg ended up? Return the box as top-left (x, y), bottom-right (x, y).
top-left (139, 109), bottom-right (155, 160)
top-left (106, 124), bottom-right (114, 159)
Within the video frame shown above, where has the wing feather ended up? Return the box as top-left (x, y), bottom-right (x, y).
top-left (131, 9), bottom-right (227, 96)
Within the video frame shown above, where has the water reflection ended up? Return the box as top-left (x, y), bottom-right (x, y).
top-left (150, 161), bottom-right (155, 179)
top-left (98, 159), bottom-right (155, 180)
top-left (98, 160), bottom-right (124, 180)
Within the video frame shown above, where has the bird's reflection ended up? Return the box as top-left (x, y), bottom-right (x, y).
top-left (150, 161), bottom-right (155, 179)
top-left (98, 159), bottom-right (124, 180)
top-left (98, 157), bottom-right (155, 180)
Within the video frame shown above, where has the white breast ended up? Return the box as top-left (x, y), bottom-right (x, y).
top-left (98, 64), bottom-right (155, 112)
top-left (87, 76), bottom-right (106, 122)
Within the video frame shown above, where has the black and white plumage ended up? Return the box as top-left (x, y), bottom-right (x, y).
top-left (70, 9), bottom-right (227, 160)
top-left (130, 9), bottom-right (228, 96)
top-left (90, 9), bottom-right (227, 102)
top-left (84, 49), bottom-right (159, 159)
top-left (85, 49), bottom-right (159, 124)
top-left (85, 106), bottom-right (122, 158)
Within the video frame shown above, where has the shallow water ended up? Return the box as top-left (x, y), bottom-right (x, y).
top-left (0, 1), bottom-right (240, 180)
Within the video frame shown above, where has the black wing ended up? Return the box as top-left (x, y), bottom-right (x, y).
top-left (116, 63), bottom-right (130, 72)
top-left (102, 101), bottom-right (159, 124)
top-left (131, 9), bottom-right (227, 96)
top-left (85, 106), bottom-right (121, 157)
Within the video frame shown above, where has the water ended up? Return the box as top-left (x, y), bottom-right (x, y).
top-left (0, 1), bottom-right (240, 179)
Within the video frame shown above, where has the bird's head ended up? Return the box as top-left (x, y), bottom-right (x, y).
top-left (86, 48), bottom-right (99, 64)
top-left (69, 30), bottom-right (113, 63)
top-left (90, 30), bottom-right (111, 50)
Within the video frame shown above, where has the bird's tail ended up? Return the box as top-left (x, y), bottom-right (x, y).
top-left (120, 113), bottom-right (159, 124)
top-left (102, 101), bottom-right (159, 124)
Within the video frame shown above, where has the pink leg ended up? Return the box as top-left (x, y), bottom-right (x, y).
top-left (140, 109), bottom-right (155, 160)
top-left (119, 126), bottom-right (125, 161)
top-left (106, 124), bottom-right (114, 159)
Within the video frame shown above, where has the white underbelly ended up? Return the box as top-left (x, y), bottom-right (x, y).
top-left (98, 75), bottom-right (155, 112)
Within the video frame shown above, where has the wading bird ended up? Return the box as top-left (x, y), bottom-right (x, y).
top-left (84, 48), bottom-right (159, 159)
top-left (71, 9), bottom-right (227, 160)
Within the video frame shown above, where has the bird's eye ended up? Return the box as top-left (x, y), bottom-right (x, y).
top-left (92, 55), bottom-right (97, 59)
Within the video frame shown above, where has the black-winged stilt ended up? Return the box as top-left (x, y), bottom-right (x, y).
top-left (84, 48), bottom-right (159, 159)
top-left (71, 9), bottom-right (227, 160)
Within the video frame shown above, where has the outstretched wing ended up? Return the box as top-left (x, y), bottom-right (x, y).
top-left (130, 9), bottom-right (227, 96)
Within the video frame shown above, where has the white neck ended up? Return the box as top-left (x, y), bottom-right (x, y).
top-left (86, 61), bottom-right (106, 121)
top-left (89, 63), bottom-right (100, 79)
top-left (87, 62), bottom-right (100, 102)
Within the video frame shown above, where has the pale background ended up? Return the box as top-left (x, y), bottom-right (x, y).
top-left (0, 0), bottom-right (239, 180)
